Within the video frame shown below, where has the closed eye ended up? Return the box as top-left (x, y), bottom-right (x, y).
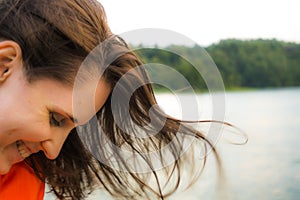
top-left (49, 112), bottom-right (66, 127)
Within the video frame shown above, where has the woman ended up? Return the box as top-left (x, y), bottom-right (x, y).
top-left (0, 0), bottom-right (222, 199)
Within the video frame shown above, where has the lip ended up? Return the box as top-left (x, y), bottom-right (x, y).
top-left (16, 140), bottom-right (32, 159)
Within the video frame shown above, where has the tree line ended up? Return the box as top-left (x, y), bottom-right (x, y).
top-left (133, 39), bottom-right (300, 90)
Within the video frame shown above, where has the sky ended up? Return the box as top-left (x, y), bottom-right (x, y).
top-left (100, 0), bottom-right (300, 47)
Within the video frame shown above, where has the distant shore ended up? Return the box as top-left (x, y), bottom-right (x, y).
top-left (153, 86), bottom-right (300, 94)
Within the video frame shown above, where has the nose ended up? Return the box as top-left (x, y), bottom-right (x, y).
top-left (40, 128), bottom-right (72, 160)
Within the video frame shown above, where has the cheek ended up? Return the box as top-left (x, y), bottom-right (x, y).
top-left (0, 103), bottom-right (21, 146)
top-left (0, 112), bottom-right (50, 145)
top-left (18, 120), bottom-right (51, 142)
top-left (0, 114), bottom-right (27, 146)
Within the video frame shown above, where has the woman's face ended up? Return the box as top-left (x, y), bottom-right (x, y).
top-left (0, 41), bottom-right (111, 174)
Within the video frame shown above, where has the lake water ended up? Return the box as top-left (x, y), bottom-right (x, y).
top-left (45, 87), bottom-right (300, 200)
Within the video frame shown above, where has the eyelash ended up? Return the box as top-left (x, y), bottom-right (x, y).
top-left (49, 112), bottom-right (64, 127)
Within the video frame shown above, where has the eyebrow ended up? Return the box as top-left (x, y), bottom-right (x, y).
top-left (50, 106), bottom-right (79, 125)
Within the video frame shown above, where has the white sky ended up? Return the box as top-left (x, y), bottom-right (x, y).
top-left (100, 0), bottom-right (300, 47)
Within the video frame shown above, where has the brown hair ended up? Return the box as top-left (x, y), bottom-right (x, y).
top-left (0, 0), bottom-right (221, 199)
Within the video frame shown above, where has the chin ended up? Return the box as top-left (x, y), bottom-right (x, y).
top-left (0, 157), bottom-right (24, 175)
top-left (0, 163), bottom-right (12, 175)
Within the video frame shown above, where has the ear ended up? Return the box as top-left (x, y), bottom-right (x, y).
top-left (0, 40), bottom-right (22, 82)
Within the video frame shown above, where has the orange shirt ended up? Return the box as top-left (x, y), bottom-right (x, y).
top-left (0, 162), bottom-right (45, 200)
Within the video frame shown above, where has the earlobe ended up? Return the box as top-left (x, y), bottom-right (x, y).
top-left (0, 41), bottom-right (22, 82)
top-left (0, 66), bottom-right (11, 82)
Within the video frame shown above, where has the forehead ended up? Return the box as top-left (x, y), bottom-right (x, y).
top-left (29, 78), bottom-right (74, 111)
top-left (72, 78), bottom-right (111, 125)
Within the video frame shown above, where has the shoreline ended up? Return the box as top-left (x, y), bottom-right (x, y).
top-left (153, 86), bottom-right (300, 94)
